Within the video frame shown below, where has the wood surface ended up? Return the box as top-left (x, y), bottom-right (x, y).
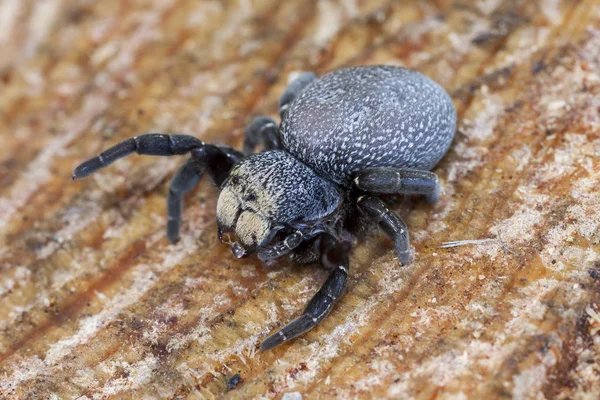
top-left (1, 0), bottom-right (599, 399)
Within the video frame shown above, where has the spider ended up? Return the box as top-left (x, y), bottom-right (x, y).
top-left (73, 65), bottom-right (456, 351)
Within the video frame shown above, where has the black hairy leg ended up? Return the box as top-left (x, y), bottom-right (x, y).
top-left (72, 134), bottom-right (243, 243)
top-left (194, 145), bottom-right (244, 186)
top-left (167, 145), bottom-right (242, 243)
top-left (354, 167), bottom-right (440, 203)
top-left (260, 236), bottom-right (350, 351)
top-left (257, 230), bottom-right (304, 261)
top-left (167, 159), bottom-right (201, 243)
top-left (72, 134), bottom-right (205, 180)
top-left (243, 71), bottom-right (319, 155)
top-left (357, 195), bottom-right (410, 265)
top-left (278, 72), bottom-right (317, 119)
top-left (242, 117), bottom-right (280, 155)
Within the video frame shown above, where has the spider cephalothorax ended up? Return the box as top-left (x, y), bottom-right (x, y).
top-left (216, 150), bottom-right (342, 257)
top-left (73, 65), bottom-right (456, 351)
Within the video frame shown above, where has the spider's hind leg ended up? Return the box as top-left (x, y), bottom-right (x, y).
top-left (260, 237), bottom-right (351, 351)
top-left (354, 167), bottom-right (440, 204)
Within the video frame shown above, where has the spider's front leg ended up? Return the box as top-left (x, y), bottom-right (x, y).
top-left (167, 145), bottom-right (242, 243)
top-left (257, 230), bottom-right (304, 261)
top-left (72, 133), bottom-right (243, 243)
top-left (73, 133), bottom-right (205, 180)
top-left (260, 237), bottom-right (351, 351)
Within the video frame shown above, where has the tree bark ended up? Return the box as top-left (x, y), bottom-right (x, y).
top-left (0, 0), bottom-right (599, 398)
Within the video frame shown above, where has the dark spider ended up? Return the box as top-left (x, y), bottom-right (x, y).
top-left (73, 65), bottom-right (456, 351)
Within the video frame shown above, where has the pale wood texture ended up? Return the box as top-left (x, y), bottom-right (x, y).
top-left (1, 1), bottom-right (599, 399)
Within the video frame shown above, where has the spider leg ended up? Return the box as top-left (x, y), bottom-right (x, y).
top-left (242, 117), bottom-right (280, 155)
top-left (73, 133), bottom-right (243, 242)
top-left (167, 144), bottom-right (242, 243)
top-left (260, 238), bottom-right (350, 351)
top-left (257, 230), bottom-right (304, 261)
top-left (72, 134), bottom-right (205, 180)
top-left (167, 159), bottom-right (200, 243)
top-left (289, 235), bottom-right (323, 265)
top-left (279, 72), bottom-right (317, 120)
top-left (197, 145), bottom-right (244, 185)
top-left (354, 167), bottom-right (440, 203)
top-left (242, 72), bottom-right (317, 155)
top-left (357, 195), bottom-right (411, 265)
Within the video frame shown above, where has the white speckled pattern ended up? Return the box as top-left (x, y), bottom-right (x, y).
top-left (281, 66), bottom-right (456, 185)
top-left (224, 150), bottom-right (342, 224)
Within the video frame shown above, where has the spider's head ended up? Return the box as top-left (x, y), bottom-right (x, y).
top-left (216, 180), bottom-right (277, 257)
top-left (216, 150), bottom-right (342, 258)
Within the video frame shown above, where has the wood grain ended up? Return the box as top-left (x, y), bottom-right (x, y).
top-left (0, 0), bottom-right (599, 399)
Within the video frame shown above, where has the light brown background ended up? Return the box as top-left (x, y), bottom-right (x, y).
top-left (0, 0), bottom-right (599, 399)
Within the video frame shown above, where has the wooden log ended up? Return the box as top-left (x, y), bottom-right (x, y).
top-left (0, 0), bottom-right (599, 398)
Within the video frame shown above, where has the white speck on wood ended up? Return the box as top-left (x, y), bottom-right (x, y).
top-left (312, 0), bottom-right (345, 48)
top-left (25, 0), bottom-right (62, 57)
top-left (586, 306), bottom-right (600, 336)
top-left (512, 350), bottom-right (558, 400)
top-left (0, 0), bottom-right (22, 44)
top-left (540, 0), bottom-right (563, 26)
top-left (282, 392), bottom-right (303, 400)
top-left (93, 355), bottom-right (158, 399)
top-left (462, 94), bottom-right (505, 142)
top-left (475, 0), bottom-right (501, 15)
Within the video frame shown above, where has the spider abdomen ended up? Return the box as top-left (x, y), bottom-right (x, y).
top-left (281, 65), bottom-right (456, 185)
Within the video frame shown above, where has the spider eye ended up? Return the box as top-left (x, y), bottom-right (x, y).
top-left (230, 176), bottom-right (240, 185)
